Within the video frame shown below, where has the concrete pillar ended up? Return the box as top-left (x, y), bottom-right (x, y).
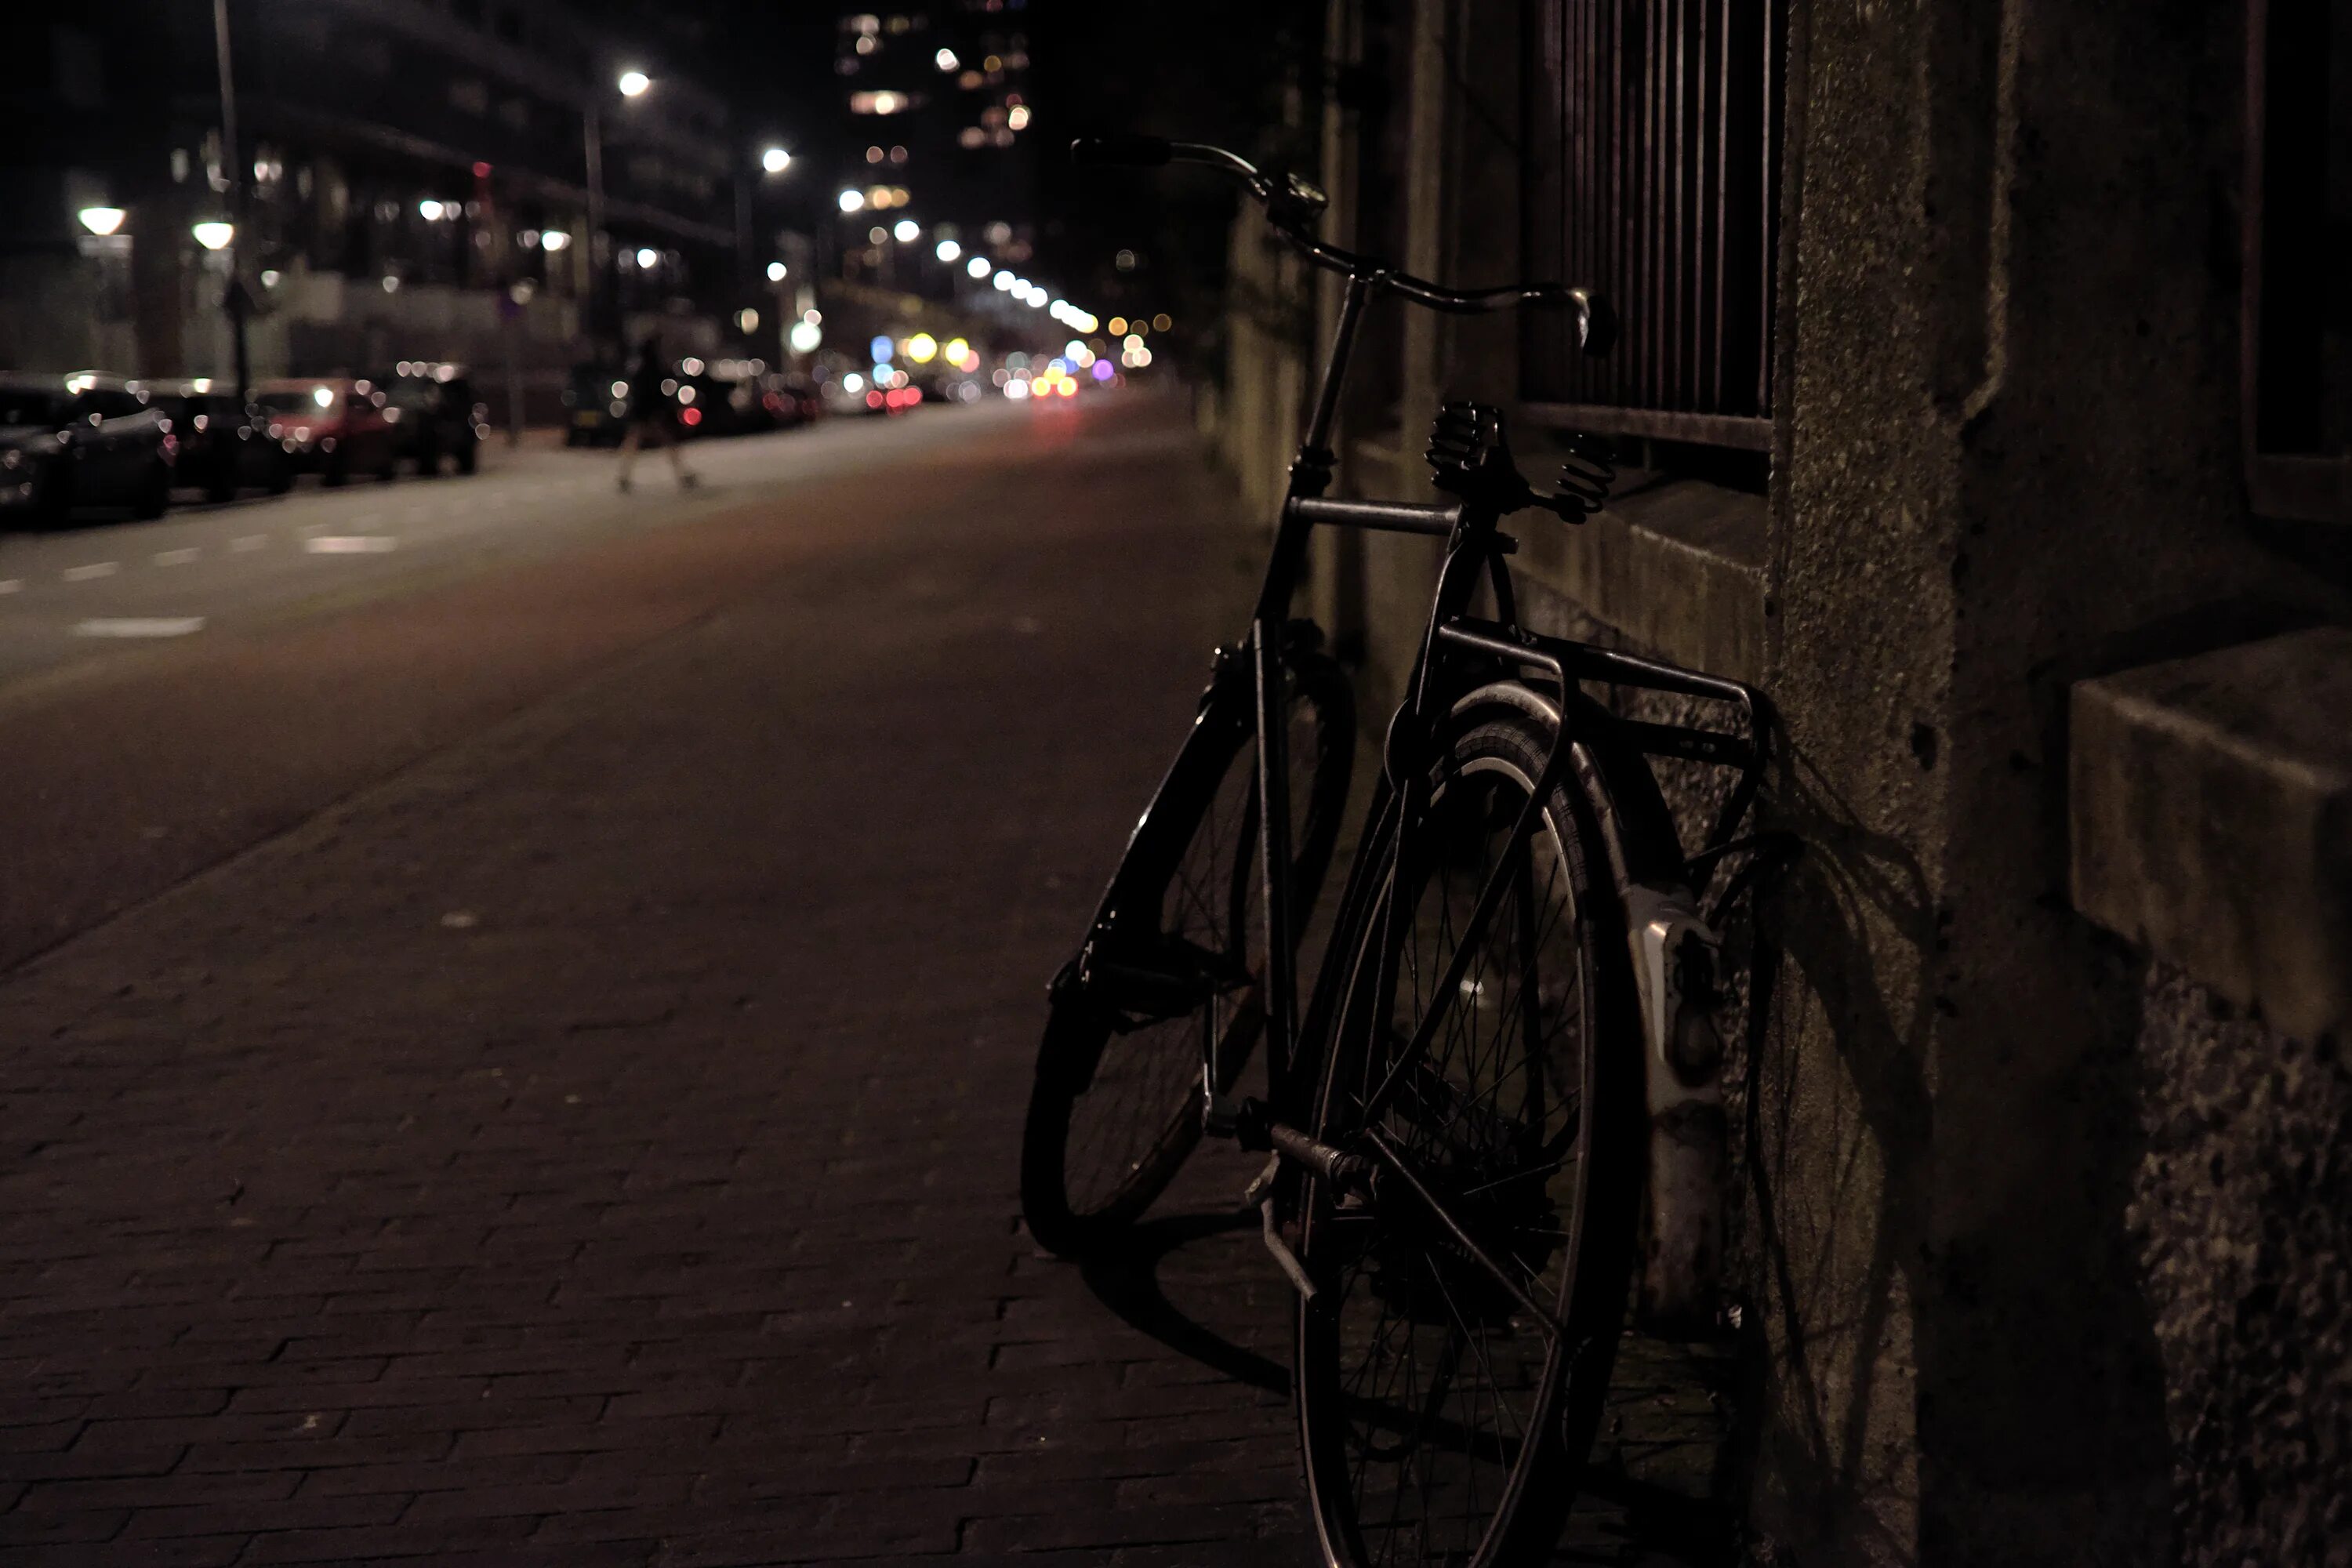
top-left (1756, 1), bottom-right (2346, 1562)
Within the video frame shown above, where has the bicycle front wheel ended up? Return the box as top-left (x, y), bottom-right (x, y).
top-left (1295, 697), bottom-right (1643, 1568)
top-left (1021, 651), bottom-right (1353, 1258)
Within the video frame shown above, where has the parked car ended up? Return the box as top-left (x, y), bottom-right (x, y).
top-left (767, 374), bottom-right (824, 428)
top-left (562, 363), bottom-right (632, 447)
top-left (150, 380), bottom-right (292, 501)
top-left (379, 361), bottom-right (486, 476)
top-left (0, 372), bottom-right (174, 525)
top-left (254, 377), bottom-right (399, 485)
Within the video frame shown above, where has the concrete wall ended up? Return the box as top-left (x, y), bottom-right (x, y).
top-left (1214, 0), bottom-right (2352, 1563)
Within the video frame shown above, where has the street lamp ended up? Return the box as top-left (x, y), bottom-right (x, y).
top-left (967, 256), bottom-right (993, 280)
top-left (192, 221), bottom-right (235, 252)
top-left (78, 207), bottom-right (126, 238)
top-left (935, 238), bottom-right (961, 263)
top-left (892, 218), bottom-right (919, 243)
top-left (760, 146), bottom-right (792, 175)
top-left (617, 69), bottom-right (651, 97)
top-left (766, 261), bottom-right (787, 283)
top-left (210, 0), bottom-right (252, 410)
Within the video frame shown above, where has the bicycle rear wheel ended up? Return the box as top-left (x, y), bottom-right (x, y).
top-left (1295, 698), bottom-right (1642, 1568)
top-left (1022, 651), bottom-right (1352, 1258)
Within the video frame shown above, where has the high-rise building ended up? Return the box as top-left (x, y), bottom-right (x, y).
top-left (829, 6), bottom-right (1038, 298)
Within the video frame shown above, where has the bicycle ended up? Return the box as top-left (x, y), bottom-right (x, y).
top-left (1021, 134), bottom-right (1769, 1568)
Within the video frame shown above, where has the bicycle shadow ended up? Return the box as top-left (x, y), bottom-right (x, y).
top-left (1076, 1206), bottom-right (1292, 1396)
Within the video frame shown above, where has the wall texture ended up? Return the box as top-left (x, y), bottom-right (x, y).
top-left (1221, 0), bottom-right (2352, 1563)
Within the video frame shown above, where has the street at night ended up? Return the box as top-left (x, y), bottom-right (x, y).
top-left (7, 2), bottom-right (2350, 1566)
top-left (0, 397), bottom-right (1719, 1563)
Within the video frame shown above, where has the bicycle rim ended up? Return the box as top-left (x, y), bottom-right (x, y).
top-left (1296, 707), bottom-right (1633, 1567)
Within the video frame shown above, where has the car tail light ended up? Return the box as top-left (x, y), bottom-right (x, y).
top-left (680, 407), bottom-right (702, 427)
top-left (866, 390), bottom-right (884, 408)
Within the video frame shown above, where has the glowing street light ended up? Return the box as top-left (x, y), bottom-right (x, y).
top-left (766, 260), bottom-right (788, 282)
top-left (635, 247), bottom-right (659, 269)
top-left (191, 220), bottom-right (235, 252)
top-left (617, 69), bottom-right (651, 97)
top-left (967, 256), bottom-right (992, 279)
top-left (539, 229), bottom-right (572, 252)
top-left (838, 189), bottom-right (866, 213)
top-left (77, 207), bottom-right (126, 238)
top-left (760, 146), bottom-right (792, 175)
top-left (418, 198), bottom-right (445, 220)
top-left (935, 238), bottom-right (961, 263)
top-left (893, 218), bottom-right (920, 243)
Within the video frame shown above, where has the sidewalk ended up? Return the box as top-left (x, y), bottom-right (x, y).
top-left (0, 404), bottom-right (1728, 1565)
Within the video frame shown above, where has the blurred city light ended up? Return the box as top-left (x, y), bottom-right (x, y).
top-left (636, 247), bottom-right (659, 268)
top-left (1153, 314), bottom-right (1174, 332)
top-left (967, 256), bottom-right (993, 279)
top-left (935, 239), bottom-right (961, 263)
top-left (992, 272), bottom-right (1014, 292)
top-left (77, 207), bottom-right (125, 237)
top-left (935, 47), bottom-right (959, 71)
top-left (540, 230), bottom-right (571, 251)
top-left (1109, 316), bottom-right (1127, 336)
top-left (789, 319), bottom-right (823, 354)
top-left (843, 372), bottom-right (866, 392)
top-left (418, 199), bottom-right (445, 220)
top-left (735, 308), bottom-right (759, 332)
top-left (191, 221), bottom-right (234, 251)
top-left (839, 189), bottom-right (866, 212)
top-left (907, 332), bottom-right (938, 363)
top-left (869, 335), bottom-right (895, 363)
top-left (946, 337), bottom-right (970, 361)
top-left (1091, 359), bottom-right (1116, 383)
top-left (766, 261), bottom-right (787, 282)
top-left (893, 219), bottom-right (920, 242)
top-left (761, 147), bottom-right (793, 174)
top-left (617, 69), bottom-right (651, 96)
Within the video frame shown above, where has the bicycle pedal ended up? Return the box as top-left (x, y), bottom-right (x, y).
top-left (1243, 1152), bottom-right (1282, 1207)
top-left (1260, 1196), bottom-right (1317, 1301)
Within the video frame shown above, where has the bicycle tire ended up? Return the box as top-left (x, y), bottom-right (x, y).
top-left (1022, 649), bottom-right (1353, 1258)
top-left (1294, 694), bottom-right (1648, 1568)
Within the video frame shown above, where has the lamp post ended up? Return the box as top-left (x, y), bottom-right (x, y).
top-left (211, 0), bottom-right (251, 409)
top-left (583, 69), bottom-right (648, 358)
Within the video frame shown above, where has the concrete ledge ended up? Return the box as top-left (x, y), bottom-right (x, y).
top-left (1515, 477), bottom-right (1769, 684)
top-left (1339, 439), bottom-right (1769, 684)
top-left (2071, 626), bottom-right (2352, 1040)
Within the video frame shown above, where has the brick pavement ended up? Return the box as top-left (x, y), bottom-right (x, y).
top-left (0, 404), bottom-right (1730, 1565)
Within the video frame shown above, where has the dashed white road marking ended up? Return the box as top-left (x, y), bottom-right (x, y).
top-left (304, 535), bottom-right (398, 554)
top-left (74, 617), bottom-right (205, 638)
top-left (230, 534), bottom-right (267, 552)
top-left (154, 547), bottom-right (201, 566)
top-left (63, 562), bottom-right (119, 582)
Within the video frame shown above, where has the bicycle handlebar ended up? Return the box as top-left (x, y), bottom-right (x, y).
top-left (1069, 136), bottom-right (1615, 354)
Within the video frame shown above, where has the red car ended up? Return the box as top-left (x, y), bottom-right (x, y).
top-left (253, 377), bottom-right (400, 485)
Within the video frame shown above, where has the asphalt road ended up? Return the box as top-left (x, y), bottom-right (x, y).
top-left (0, 411), bottom-right (1037, 691)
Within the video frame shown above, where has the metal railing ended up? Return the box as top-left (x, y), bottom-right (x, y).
top-left (1519, 0), bottom-right (1788, 452)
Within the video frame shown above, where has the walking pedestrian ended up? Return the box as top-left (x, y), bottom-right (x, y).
top-left (615, 334), bottom-right (698, 492)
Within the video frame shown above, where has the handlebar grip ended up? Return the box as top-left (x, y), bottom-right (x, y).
top-left (1070, 135), bottom-right (1173, 169)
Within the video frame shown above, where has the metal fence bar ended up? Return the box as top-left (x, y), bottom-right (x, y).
top-left (1524, 0), bottom-right (1786, 445)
